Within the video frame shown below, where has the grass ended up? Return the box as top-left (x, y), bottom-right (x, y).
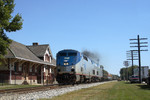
top-left (40, 81), bottom-right (150, 100)
top-left (0, 83), bottom-right (9, 86)
top-left (0, 84), bottom-right (42, 90)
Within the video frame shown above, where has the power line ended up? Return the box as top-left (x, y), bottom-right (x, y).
top-left (126, 50), bottom-right (138, 75)
top-left (129, 35), bottom-right (148, 83)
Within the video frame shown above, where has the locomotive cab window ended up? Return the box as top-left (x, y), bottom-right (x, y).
top-left (59, 53), bottom-right (67, 56)
top-left (68, 53), bottom-right (77, 56)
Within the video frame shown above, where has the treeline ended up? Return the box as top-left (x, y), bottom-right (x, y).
top-left (120, 65), bottom-right (138, 80)
top-left (103, 69), bottom-right (108, 78)
top-left (120, 65), bottom-right (150, 80)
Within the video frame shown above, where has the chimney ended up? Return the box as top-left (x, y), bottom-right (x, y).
top-left (33, 42), bottom-right (38, 46)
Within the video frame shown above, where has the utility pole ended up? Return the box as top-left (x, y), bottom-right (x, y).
top-left (123, 61), bottom-right (129, 81)
top-left (131, 50), bottom-right (134, 75)
top-left (137, 35), bottom-right (142, 83)
top-left (126, 50), bottom-right (138, 75)
top-left (130, 35), bottom-right (148, 83)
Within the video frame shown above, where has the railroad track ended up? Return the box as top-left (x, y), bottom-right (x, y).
top-left (0, 84), bottom-right (71, 95)
top-left (0, 82), bottom-right (106, 95)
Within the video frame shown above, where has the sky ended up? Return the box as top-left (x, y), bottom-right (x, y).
top-left (7, 0), bottom-right (150, 75)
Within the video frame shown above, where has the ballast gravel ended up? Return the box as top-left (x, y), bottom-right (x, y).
top-left (0, 81), bottom-right (112, 100)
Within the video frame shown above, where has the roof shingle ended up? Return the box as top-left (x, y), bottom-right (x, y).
top-left (5, 41), bottom-right (56, 66)
top-left (27, 45), bottom-right (49, 57)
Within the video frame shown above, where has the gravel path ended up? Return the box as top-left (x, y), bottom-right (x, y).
top-left (0, 81), bottom-right (113, 100)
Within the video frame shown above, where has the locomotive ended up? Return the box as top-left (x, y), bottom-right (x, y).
top-left (56, 49), bottom-right (103, 85)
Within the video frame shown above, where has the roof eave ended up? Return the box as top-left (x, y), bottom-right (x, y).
top-left (5, 56), bottom-right (55, 66)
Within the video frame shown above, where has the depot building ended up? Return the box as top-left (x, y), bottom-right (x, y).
top-left (0, 41), bottom-right (56, 85)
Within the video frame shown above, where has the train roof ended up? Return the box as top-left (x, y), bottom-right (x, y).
top-left (57, 49), bottom-right (99, 65)
top-left (57, 49), bottom-right (79, 53)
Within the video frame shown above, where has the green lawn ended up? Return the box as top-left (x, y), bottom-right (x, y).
top-left (40, 81), bottom-right (150, 100)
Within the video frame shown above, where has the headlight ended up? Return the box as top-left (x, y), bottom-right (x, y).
top-left (72, 66), bottom-right (74, 69)
top-left (64, 63), bottom-right (68, 65)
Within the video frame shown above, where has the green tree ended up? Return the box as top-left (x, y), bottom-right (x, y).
top-left (103, 69), bottom-right (108, 78)
top-left (128, 65), bottom-right (138, 76)
top-left (120, 65), bottom-right (138, 80)
top-left (0, 0), bottom-right (23, 60)
top-left (120, 68), bottom-right (126, 80)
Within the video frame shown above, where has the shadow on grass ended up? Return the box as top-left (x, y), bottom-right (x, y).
top-left (137, 85), bottom-right (150, 90)
top-left (121, 81), bottom-right (150, 90)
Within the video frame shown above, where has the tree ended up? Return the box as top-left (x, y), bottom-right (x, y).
top-left (103, 69), bottom-right (108, 77)
top-left (120, 68), bottom-right (126, 80)
top-left (120, 65), bottom-right (138, 80)
top-left (0, 0), bottom-right (23, 60)
top-left (127, 65), bottom-right (138, 76)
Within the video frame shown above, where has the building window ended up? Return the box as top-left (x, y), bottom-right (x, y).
top-left (35, 66), bottom-right (37, 72)
top-left (45, 54), bottom-right (50, 62)
top-left (19, 65), bottom-right (22, 71)
top-left (50, 68), bottom-right (54, 74)
top-left (14, 62), bottom-right (17, 72)
top-left (32, 66), bottom-right (34, 72)
top-left (93, 70), bottom-right (95, 75)
top-left (11, 63), bottom-right (14, 70)
top-left (30, 66), bottom-right (32, 72)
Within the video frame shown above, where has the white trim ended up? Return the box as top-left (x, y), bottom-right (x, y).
top-left (9, 63), bottom-right (12, 84)
top-left (15, 57), bottom-right (54, 66)
top-left (49, 68), bottom-right (52, 73)
top-left (50, 56), bottom-right (51, 63)
top-left (44, 49), bottom-right (50, 62)
top-left (11, 62), bottom-right (14, 71)
top-left (44, 66), bottom-right (45, 72)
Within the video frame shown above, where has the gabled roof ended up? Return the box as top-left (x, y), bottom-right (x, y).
top-left (51, 59), bottom-right (56, 66)
top-left (5, 48), bottom-right (15, 58)
top-left (27, 44), bottom-right (55, 66)
top-left (27, 45), bottom-right (49, 57)
top-left (5, 41), bottom-right (55, 66)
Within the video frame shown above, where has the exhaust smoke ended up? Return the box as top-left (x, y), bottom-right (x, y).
top-left (82, 49), bottom-right (100, 64)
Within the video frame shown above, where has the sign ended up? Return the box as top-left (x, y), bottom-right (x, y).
top-left (123, 61), bottom-right (129, 67)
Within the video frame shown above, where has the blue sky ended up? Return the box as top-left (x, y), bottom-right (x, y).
top-left (7, 0), bottom-right (150, 75)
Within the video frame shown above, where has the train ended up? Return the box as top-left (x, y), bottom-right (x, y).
top-left (56, 49), bottom-right (103, 85)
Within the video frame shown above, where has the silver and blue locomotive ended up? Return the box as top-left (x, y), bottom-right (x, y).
top-left (56, 49), bottom-right (103, 84)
